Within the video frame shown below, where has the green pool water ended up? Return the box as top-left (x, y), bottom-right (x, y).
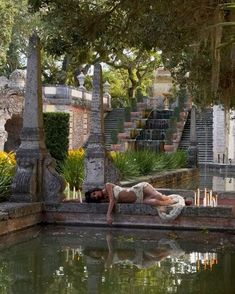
top-left (0, 226), bottom-right (235, 294)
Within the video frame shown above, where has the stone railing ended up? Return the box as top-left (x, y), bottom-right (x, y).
top-left (43, 85), bottom-right (109, 108)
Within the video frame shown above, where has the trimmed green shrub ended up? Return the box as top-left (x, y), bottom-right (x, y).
top-left (43, 112), bottom-right (70, 162)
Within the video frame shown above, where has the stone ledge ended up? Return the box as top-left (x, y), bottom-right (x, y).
top-left (121, 168), bottom-right (198, 188)
top-left (0, 202), bottom-right (42, 218)
top-left (44, 203), bottom-right (233, 218)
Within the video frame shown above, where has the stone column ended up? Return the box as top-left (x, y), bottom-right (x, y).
top-left (83, 63), bottom-right (107, 192)
top-left (187, 104), bottom-right (198, 167)
top-left (11, 34), bottom-right (65, 202)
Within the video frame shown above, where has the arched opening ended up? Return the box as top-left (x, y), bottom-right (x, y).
top-left (4, 114), bottom-right (23, 152)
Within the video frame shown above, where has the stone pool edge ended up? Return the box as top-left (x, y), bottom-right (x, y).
top-left (0, 201), bottom-right (234, 237)
top-left (0, 167), bottom-right (234, 236)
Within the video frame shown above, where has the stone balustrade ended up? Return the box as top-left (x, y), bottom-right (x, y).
top-left (43, 85), bottom-right (108, 107)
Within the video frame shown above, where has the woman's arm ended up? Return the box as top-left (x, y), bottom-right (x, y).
top-left (105, 183), bottom-right (115, 225)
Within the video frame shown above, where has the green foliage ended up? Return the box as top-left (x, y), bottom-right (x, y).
top-left (60, 150), bottom-right (84, 190)
top-left (3, 0), bottom-right (233, 108)
top-left (43, 112), bottom-right (69, 162)
top-left (0, 0), bottom-right (17, 70)
top-left (129, 150), bottom-right (156, 175)
top-left (103, 69), bottom-right (129, 107)
top-left (0, 153), bottom-right (15, 202)
top-left (111, 152), bottom-right (140, 180)
top-left (167, 150), bottom-right (188, 170)
top-left (111, 150), bottom-right (188, 180)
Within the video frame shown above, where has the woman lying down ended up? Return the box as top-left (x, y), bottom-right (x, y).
top-left (85, 182), bottom-right (185, 224)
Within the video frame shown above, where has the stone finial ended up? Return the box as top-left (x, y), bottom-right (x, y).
top-left (8, 69), bottom-right (26, 90)
top-left (77, 72), bottom-right (86, 90)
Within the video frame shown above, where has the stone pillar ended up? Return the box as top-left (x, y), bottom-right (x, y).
top-left (83, 63), bottom-right (107, 192)
top-left (187, 105), bottom-right (198, 167)
top-left (11, 34), bottom-right (65, 202)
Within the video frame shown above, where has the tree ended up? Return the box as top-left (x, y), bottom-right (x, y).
top-left (3, 0), bottom-right (235, 108)
top-left (0, 0), bottom-right (17, 71)
top-left (105, 48), bottom-right (161, 100)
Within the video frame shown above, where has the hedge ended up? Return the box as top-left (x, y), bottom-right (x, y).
top-left (43, 112), bottom-right (70, 162)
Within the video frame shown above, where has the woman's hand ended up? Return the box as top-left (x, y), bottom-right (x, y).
top-left (106, 215), bottom-right (113, 226)
top-left (105, 183), bottom-right (115, 226)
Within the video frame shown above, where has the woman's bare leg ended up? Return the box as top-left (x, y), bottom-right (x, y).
top-left (143, 198), bottom-right (172, 207)
top-left (143, 184), bottom-right (175, 205)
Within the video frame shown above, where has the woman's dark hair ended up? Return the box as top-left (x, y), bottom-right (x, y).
top-left (85, 188), bottom-right (103, 203)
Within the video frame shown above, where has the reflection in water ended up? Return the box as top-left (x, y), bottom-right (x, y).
top-left (170, 169), bottom-right (235, 192)
top-left (0, 227), bottom-right (234, 294)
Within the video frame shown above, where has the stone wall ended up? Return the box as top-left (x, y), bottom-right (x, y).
top-left (121, 168), bottom-right (199, 189)
top-left (43, 102), bottom-right (91, 150)
top-left (213, 105), bottom-right (235, 163)
top-left (0, 89), bottom-right (24, 151)
top-left (71, 107), bottom-right (90, 149)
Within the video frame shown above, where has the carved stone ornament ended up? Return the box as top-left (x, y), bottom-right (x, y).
top-left (11, 157), bottom-right (38, 202)
top-left (8, 69), bottom-right (26, 89)
top-left (42, 155), bottom-right (66, 202)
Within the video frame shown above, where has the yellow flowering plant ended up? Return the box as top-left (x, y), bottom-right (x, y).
top-left (60, 148), bottom-right (85, 191)
top-left (0, 151), bottom-right (16, 201)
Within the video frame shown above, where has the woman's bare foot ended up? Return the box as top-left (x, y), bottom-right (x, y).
top-left (163, 197), bottom-right (176, 206)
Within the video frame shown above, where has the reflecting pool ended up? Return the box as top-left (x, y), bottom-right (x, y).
top-left (171, 168), bottom-right (235, 192)
top-left (0, 226), bottom-right (235, 294)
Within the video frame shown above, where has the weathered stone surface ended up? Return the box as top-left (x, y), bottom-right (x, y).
top-left (187, 105), bottom-right (198, 168)
top-left (0, 202), bottom-right (42, 218)
top-left (121, 168), bottom-right (199, 189)
top-left (0, 199), bottom-right (234, 237)
top-left (83, 64), bottom-right (110, 191)
top-left (44, 203), bottom-right (232, 218)
top-left (8, 69), bottom-right (26, 90)
top-left (0, 212), bottom-right (8, 221)
top-left (11, 34), bottom-right (66, 203)
top-left (0, 76), bottom-right (8, 89)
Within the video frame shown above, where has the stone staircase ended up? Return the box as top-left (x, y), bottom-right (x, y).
top-left (104, 108), bottom-right (126, 149)
top-left (179, 108), bottom-right (213, 163)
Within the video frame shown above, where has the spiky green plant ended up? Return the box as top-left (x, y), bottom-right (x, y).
top-left (130, 150), bottom-right (157, 175)
top-left (167, 150), bottom-right (188, 169)
top-left (60, 149), bottom-right (85, 190)
top-left (111, 152), bottom-right (140, 180)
